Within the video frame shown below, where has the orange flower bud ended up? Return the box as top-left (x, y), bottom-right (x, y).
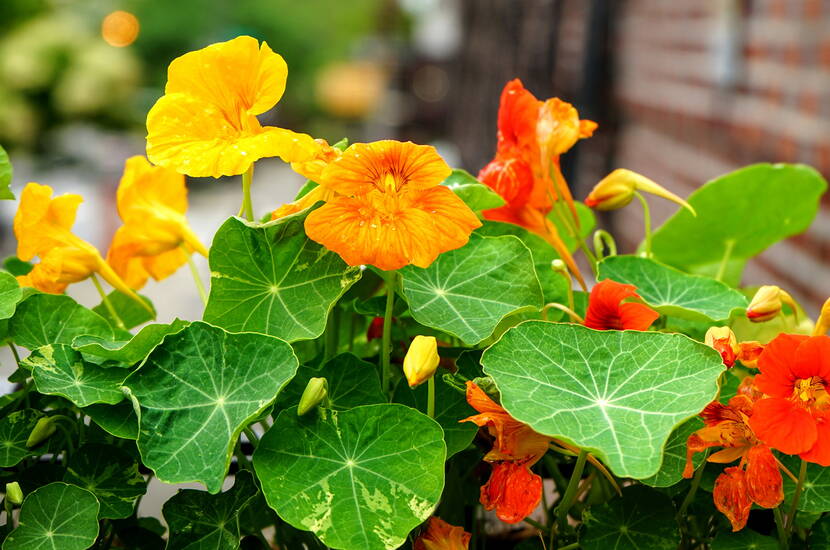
top-left (705, 326), bottom-right (740, 368)
top-left (584, 169), bottom-right (696, 215)
top-left (403, 336), bottom-right (440, 388)
top-left (746, 285), bottom-right (798, 323)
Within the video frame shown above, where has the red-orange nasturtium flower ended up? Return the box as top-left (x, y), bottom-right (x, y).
top-left (460, 381), bottom-right (550, 523)
top-left (303, 140), bottom-right (481, 271)
top-left (583, 279), bottom-right (659, 331)
top-left (749, 334), bottom-right (830, 465)
top-left (478, 79), bottom-right (596, 287)
top-left (146, 35), bottom-right (318, 178)
top-left (14, 183), bottom-right (146, 308)
top-left (413, 517), bottom-right (471, 550)
top-left (107, 156), bottom-right (208, 290)
top-left (684, 386), bottom-right (784, 531)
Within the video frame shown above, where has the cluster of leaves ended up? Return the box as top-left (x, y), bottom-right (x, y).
top-left (1, 135), bottom-right (830, 550)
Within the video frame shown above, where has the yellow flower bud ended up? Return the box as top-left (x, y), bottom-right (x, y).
top-left (746, 285), bottom-right (798, 323)
top-left (704, 326), bottom-right (739, 367)
top-left (585, 169), bottom-right (696, 215)
top-left (403, 335), bottom-right (440, 388)
top-left (813, 297), bottom-right (830, 336)
top-left (5, 482), bottom-right (23, 505)
top-left (298, 377), bottom-right (328, 416)
top-left (26, 416), bottom-right (56, 448)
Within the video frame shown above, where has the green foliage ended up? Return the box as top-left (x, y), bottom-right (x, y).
top-left (0, 145), bottom-right (14, 200)
top-left (639, 417), bottom-right (704, 488)
top-left (72, 319), bottom-right (189, 365)
top-left (581, 486), bottom-right (680, 549)
top-left (204, 214), bottom-right (362, 342)
top-left (441, 169), bottom-right (505, 211)
top-left (276, 353), bottom-right (385, 411)
top-left (93, 290), bottom-right (156, 330)
top-left (0, 409), bottom-right (48, 467)
top-left (254, 404), bottom-right (446, 550)
top-left (10, 294), bottom-right (114, 350)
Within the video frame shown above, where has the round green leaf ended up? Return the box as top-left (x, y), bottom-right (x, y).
top-left (203, 214), bottom-right (362, 342)
top-left (782, 455), bottom-right (830, 513)
top-left (710, 529), bottom-right (778, 550)
top-left (63, 443), bottom-right (147, 519)
top-left (0, 410), bottom-right (46, 467)
top-left (651, 164), bottom-right (827, 282)
top-left (10, 294), bottom-right (114, 350)
top-left (254, 404), bottom-right (446, 550)
top-left (163, 470), bottom-right (260, 550)
top-left (72, 319), bottom-right (189, 365)
top-left (23, 344), bottom-right (128, 407)
top-left (597, 256), bottom-right (748, 322)
top-left (441, 169), bottom-right (505, 211)
top-left (2, 482), bottom-right (100, 550)
top-left (123, 321), bottom-right (298, 492)
top-left (276, 353), bottom-right (385, 411)
top-left (481, 322), bottom-right (724, 478)
top-left (400, 233), bottom-right (544, 345)
top-left (0, 145), bottom-right (14, 200)
top-left (640, 416), bottom-right (704, 488)
top-left (83, 401), bottom-right (138, 440)
top-left (93, 290), bottom-right (155, 331)
top-left (0, 272), bottom-right (22, 320)
top-left (581, 485), bottom-right (679, 550)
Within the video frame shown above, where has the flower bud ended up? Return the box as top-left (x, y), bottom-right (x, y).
top-left (737, 341), bottom-right (764, 368)
top-left (813, 297), bottom-right (830, 336)
top-left (746, 285), bottom-right (798, 323)
top-left (298, 377), bottom-right (328, 416)
top-left (585, 169), bottom-right (696, 215)
top-left (403, 335), bottom-right (440, 388)
top-left (26, 416), bottom-right (56, 448)
top-left (704, 326), bottom-right (739, 367)
top-left (5, 482), bottom-right (23, 505)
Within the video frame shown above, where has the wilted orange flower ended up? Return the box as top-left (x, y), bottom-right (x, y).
top-left (146, 35), bottom-right (319, 178)
top-left (478, 79), bottom-right (596, 287)
top-left (684, 388), bottom-right (784, 531)
top-left (106, 156), bottom-right (208, 290)
top-left (303, 140), bottom-right (481, 271)
top-left (460, 381), bottom-right (549, 523)
top-left (583, 279), bottom-right (659, 331)
top-left (414, 517), bottom-right (471, 550)
top-left (14, 183), bottom-right (146, 305)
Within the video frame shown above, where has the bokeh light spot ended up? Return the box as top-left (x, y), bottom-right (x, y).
top-left (101, 10), bottom-right (140, 47)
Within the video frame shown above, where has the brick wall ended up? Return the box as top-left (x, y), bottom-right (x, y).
top-left (558, 0), bottom-right (830, 314)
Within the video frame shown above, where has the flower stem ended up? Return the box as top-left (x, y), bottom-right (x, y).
top-left (427, 375), bottom-right (435, 419)
top-left (678, 458), bottom-right (706, 520)
top-left (555, 448), bottom-right (588, 531)
top-left (241, 165), bottom-right (255, 221)
top-left (184, 249), bottom-right (208, 305)
top-left (633, 190), bottom-right (652, 258)
top-left (523, 517), bottom-right (549, 533)
top-left (774, 506), bottom-right (789, 550)
top-left (786, 459), bottom-right (808, 538)
top-left (380, 272), bottom-right (397, 397)
top-left (91, 273), bottom-right (126, 331)
top-left (8, 343), bottom-right (21, 367)
top-left (715, 239), bottom-right (736, 282)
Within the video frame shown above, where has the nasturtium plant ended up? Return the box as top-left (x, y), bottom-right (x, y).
top-left (3, 35), bottom-right (830, 550)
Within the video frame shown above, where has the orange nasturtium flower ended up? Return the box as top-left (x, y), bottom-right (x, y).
top-left (478, 79), bottom-right (596, 287)
top-left (14, 183), bottom-right (145, 305)
top-left (303, 140), bottom-right (482, 271)
top-left (146, 35), bottom-right (318, 178)
top-left (583, 279), bottom-right (659, 331)
top-left (749, 334), bottom-right (830, 465)
top-left (684, 386), bottom-right (784, 531)
top-left (106, 156), bottom-right (208, 290)
top-left (460, 381), bottom-right (550, 523)
top-left (413, 517), bottom-right (471, 550)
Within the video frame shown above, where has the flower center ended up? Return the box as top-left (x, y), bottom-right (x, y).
top-left (793, 376), bottom-right (827, 406)
top-left (380, 173), bottom-right (400, 193)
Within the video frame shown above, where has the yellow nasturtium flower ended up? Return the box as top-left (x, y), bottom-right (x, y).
top-left (403, 335), bottom-right (440, 388)
top-left (146, 35), bottom-right (319, 178)
top-left (107, 156), bottom-right (208, 290)
top-left (14, 183), bottom-right (141, 301)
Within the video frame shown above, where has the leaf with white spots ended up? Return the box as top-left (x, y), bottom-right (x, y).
top-left (400, 233), bottom-right (543, 345)
top-left (481, 322), bottom-right (724, 478)
top-left (122, 321), bottom-right (298, 493)
top-left (23, 344), bottom-right (129, 407)
top-left (254, 404), bottom-right (446, 550)
top-left (2, 482), bottom-right (99, 550)
top-left (204, 214), bottom-right (362, 342)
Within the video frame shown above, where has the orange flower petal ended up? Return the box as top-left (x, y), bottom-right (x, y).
top-left (750, 397), bottom-right (817, 455)
top-left (800, 413), bottom-right (830, 466)
top-left (584, 279), bottom-right (659, 331)
top-left (413, 517), bottom-right (471, 550)
top-left (480, 461), bottom-right (542, 524)
top-left (713, 467), bottom-right (753, 531)
top-left (754, 333), bottom-right (808, 398)
top-left (793, 335), bottom-right (830, 381)
top-left (117, 156), bottom-right (187, 220)
top-left (745, 445), bottom-right (784, 509)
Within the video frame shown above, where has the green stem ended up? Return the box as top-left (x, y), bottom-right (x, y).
top-left (8, 343), bottom-right (20, 367)
top-left (4, 497), bottom-right (14, 530)
top-left (715, 239), bottom-right (736, 282)
top-left (559, 544), bottom-right (580, 550)
top-left (234, 439), bottom-right (250, 470)
top-left (427, 376), bottom-right (435, 419)
top-left (380, 272), bottom-right (397, 397)
top-left (633, 190), bottom-right (651, 258)
top-left (786, 460), bottom-right (808, 537)
top-left (183, 248), bottom-right (208, 305)
top-left (555, 449), bottom-right (588, 530)
top-left (523, 517), bottom-right (549, 533)
top-left (774, 506), bottom-right (789, 550)
top-left (324, 306), bottom-right (340, 361)
top-left (242, 427), bottom-right (259, 449)
top-left (677, 456), bottom-right (707, 540)
top-left (241, 165), bottom-right (255, 221)
top-left (91, 274), bottom-right (125, 331)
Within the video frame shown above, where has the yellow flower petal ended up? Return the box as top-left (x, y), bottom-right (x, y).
top-left (14, 183), bottom-right (83, 261)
